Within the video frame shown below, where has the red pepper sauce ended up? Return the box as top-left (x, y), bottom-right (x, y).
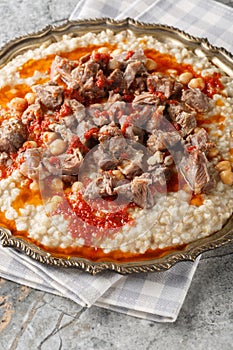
top-left (53, 192), bottom-right (134, 245)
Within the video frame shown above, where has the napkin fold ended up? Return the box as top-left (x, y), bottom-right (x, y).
top-left (1, 0), bottom-right (233, 322)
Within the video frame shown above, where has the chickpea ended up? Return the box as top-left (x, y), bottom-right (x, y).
top-left (97, 46), bottom-right (109, 54)
top-left (215, 160), bottom-right (231, 172)
top-left (111, 48), bottom-right (123, 56)
top-left (23, 140), bottom-right (38, 148)
top-left (8, 97), bottom-right (28, 112)
top-left (49, 139), bottom-right (67, 155)
top-left (188, 77), bottom-right (205, 90)
top-left (207, 147), bottom-right (219, 159)
top-left (145, 58), bottom-right (157, 71)
top-left (166, 69), bottom-right (177, 76)
top-left (71, 181), bottom-right (83, 193)
top-left (179, 72), bottom-right (193, 85)
top-left (43, 132), bottom-right (60, 145)
top-left (108, 59), bottom-right (121, 70)
top-left (29, 180), bottom-right (39, 192)
top-left (25, 92), bottom-right (36, 105)
top-left (220, 170), bottom-right (233, 186)
top-left (50, 178), bottom-right (63, 192)
top-left (112, 169), bottom-right (125, 180)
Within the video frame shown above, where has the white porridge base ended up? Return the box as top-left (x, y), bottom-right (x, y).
top-left (0, 30), bottom-right (233, 254)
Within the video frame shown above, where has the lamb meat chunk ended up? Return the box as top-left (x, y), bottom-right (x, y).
top-left (107, 100), bottom-right (128, 122)
top-left (98, 153), bottom-right (119, 171)
top-left (147, 131), bottom-right (166, 153)
top-left (168, 103), bottom-right (197, 136)
top-left (145, 105), bottom-right (166, 133)
top-left (43, 149), bottom-right (83, 176)
top-left (150, 166), bottom-right (170, 187)
top-left (76, 119), bottom-right (96, 144)
top-left (176, 111), bottom-right (197, 136)
top-left (21, 103), bottom-right (42, 125)
top-left (133, 92), bottom-right (160, 106)
top-left (178, 148), bottom-right (214, 194)
top-left (91, 51), bottom-right (110, 70)
top-left (32, 82), bottom-right (64, 110)
top-left (0, 118), bottom-right (28, 153)
top-left (114, 182), bottom-right (133, 202)
top-left (107, 91), bottom-right (122, 104)
top-left (181, 88), bottom-right (209, 113)
top-left (147, 75), bottom-right (183, 98)
top-left (118, 159), bottom-right (143, 179)
top-left (80, 73), bottom-right (107, 101)
top-left (71, 59), bottom-right (100, 85)
top-left (95, 144), bottom-right (119, 170)
top-left (124, 124), bottom-right (145, 144)
top-left (131, 77), bottom-right (147, 94)
top-left (88, 105), bottom-right (109, 127)
top-left (98, 123), bottom-right (122, 143)
top-left (186, 128), bottom-right (215, 152)
top-left (81, 60), bottom-right (99, 83)
top-left (131, 175), bottom-right (155, 208)
top-left (65, 99), bottom-right (86, 123)
top-left (60, 150), bottom-right (83, 176)
top-left (124, 61), bottom-right (143, 88)
top-left (50, 56), bottom-right (78, 86)
top-left (107, 69), bottom-right (126, 92)
top-left (84, 171), bottom-right (117, 199)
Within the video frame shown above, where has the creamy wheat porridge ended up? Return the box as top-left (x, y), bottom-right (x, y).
top-left (0, 29), bottom-right (233, 260)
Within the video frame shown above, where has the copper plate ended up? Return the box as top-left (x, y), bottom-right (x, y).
top-left (0, 18), bottom-right (233, 275)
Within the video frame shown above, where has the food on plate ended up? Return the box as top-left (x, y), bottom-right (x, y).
top-left (0, 29), bottom-right (233, 261)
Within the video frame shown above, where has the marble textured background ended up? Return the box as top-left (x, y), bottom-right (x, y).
top-left (0, 0), bottom-right (233, 349)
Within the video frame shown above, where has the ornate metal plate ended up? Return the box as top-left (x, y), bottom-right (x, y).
top-left (0, 18), bottom-right (233, 275)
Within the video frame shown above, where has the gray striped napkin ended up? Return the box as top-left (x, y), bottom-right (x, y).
top-left (0, 0), bottom-right (232, 322)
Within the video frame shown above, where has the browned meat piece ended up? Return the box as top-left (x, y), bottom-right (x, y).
top-left (84, 171), bottom-right (118, 199)
top-left (82, 60), bottom-right (99, 83)
top-left (124, 124), bottom-right (145, 144)
top-left (124, 61), bottom-right (143, 88)
top-left (0, 118), bottom-right (28, 153)
top-left (91, 51), bottom-right (110, 70)
top-left (107, 69), bottom-right (126, 92)
top-left (133, 92), bottom-right (160, 105)
top-left (131, 77), bottom-right (147, 94)
top-left (114, 182), bottom-right (133, 202)
top-left (181, 88), bottom-right (209, 113)
top-left (147, 130), bottom-right (181, 153)
top-left (150, 167), bottom-right (170, 187)
top-left (71, 60), bottom-right (99, 84)
top-left (43, 149), bottom-right (83, 176)
top-left (131, 175), bottom-right (155, 208)
top-left (64, 99), bottom-right (86, 123)
top-left (186, 128), bottom-right (215, 152)
top-left (98, 123), bottom-right (122, 143)
top-left (107, 92), bottom-right (122, 104)
top-left (88, 104), bottom-right (109, 127)
top-left (147, 131), bottom-right (166, 153)
top-left (118, 159), bottom-right (143, 179)
top-left (76, 119), bottom-right (96, 144)
top-left (145, 105), bottom-right (165, 133)
top-left (50, 55), bottom-right (78, 86)
top-left (147, 75), bottom-right (183, 98)
top-left (21, 103), bottom-right (42, 125)
top-left (168, 103), bottom-right (197, 136)
top-left (178, 148), bottom-right (214, 194)
top-left (32, 82), bottom-right (64, 110)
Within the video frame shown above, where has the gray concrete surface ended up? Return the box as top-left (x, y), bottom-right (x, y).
top-left (0, 0), bottom-right (233, 349)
